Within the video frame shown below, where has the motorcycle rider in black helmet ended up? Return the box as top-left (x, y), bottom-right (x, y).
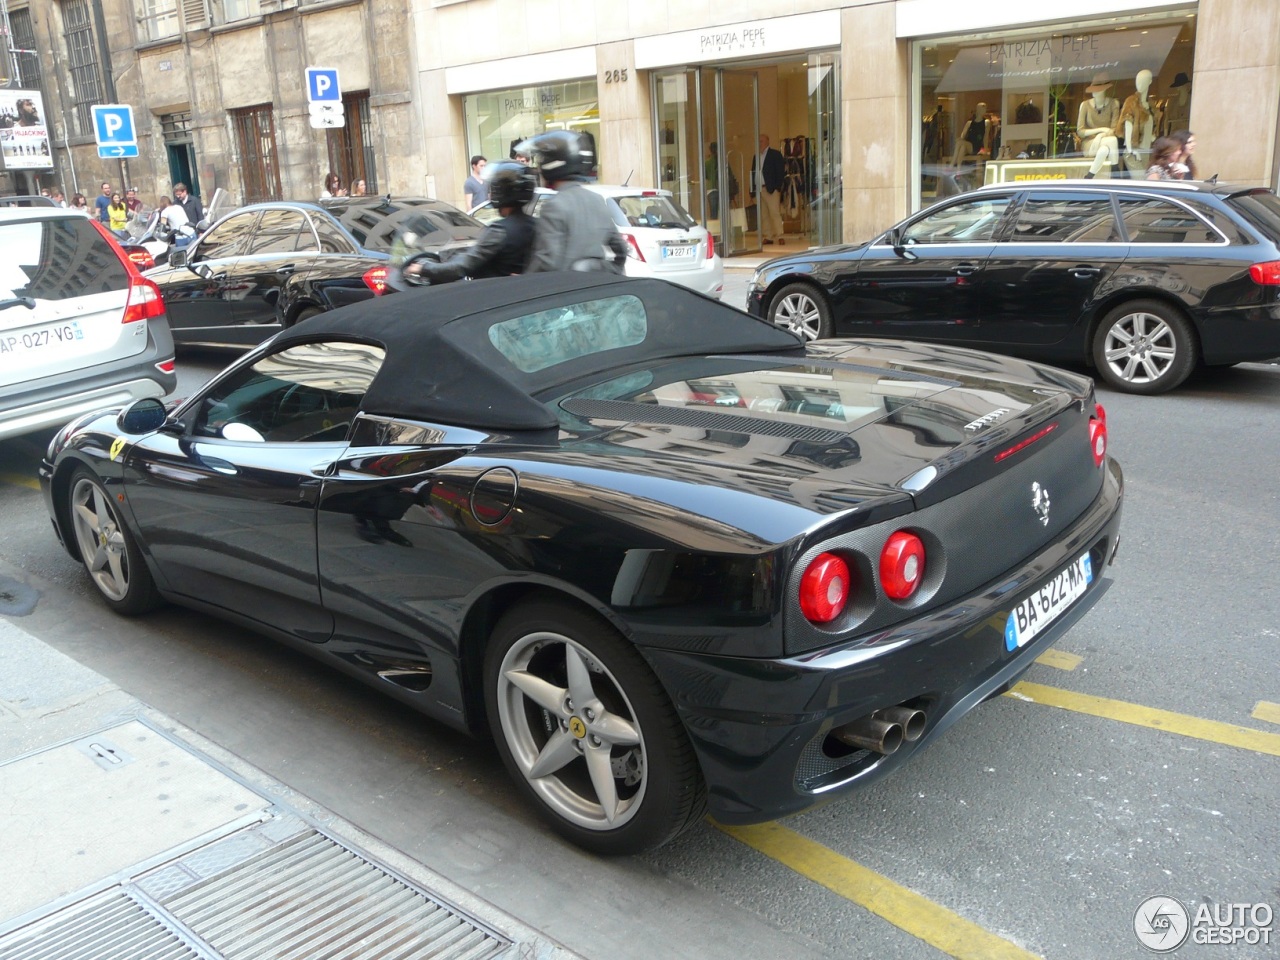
top-left (399, 160), bottom-right (537, 285)
top-left (517, 130), bottom-right (628, 274)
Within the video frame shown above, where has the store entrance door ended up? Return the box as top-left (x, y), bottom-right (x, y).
top-left (652, 55), bottom-right (841, 260)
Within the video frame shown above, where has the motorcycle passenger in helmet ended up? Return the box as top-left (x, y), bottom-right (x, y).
top-left (398, 161), bottom-right (538, 285)
top-left (517, 131), bottom-right (628, 274)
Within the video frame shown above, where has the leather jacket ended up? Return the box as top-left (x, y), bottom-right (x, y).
top-left (409, 212), bottom-right (535, 284)
top-left (526, 180), bottom-right (627, 273)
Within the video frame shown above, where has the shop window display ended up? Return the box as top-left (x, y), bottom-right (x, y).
top-left (464, 81), bottom-right (600, 180)
top-left (916, 13), bottom-right (1197, 204)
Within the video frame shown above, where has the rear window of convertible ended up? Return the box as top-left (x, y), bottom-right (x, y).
top-left (488, 294), bottom-right (648, 373)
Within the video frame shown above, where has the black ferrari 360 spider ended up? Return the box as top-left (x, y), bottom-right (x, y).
top-left (41, 273), bottom-right (1122, 854)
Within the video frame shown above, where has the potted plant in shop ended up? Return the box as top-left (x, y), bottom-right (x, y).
top-left (1048, 83), bottom-right (1077, 157)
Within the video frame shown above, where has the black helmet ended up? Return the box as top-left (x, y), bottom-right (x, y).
top-left (484, 160), bottom-right (537, 208)
top-left (517, 130), bottom-right (595, 182)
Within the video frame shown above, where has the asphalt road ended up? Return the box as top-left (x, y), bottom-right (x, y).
top-left (1, 289), bottom-right (1277, 959)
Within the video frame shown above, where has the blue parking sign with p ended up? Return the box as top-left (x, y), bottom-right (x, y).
top-left (306, 68), bottom-right (341, 102)
top-left (92, 104), bottom-right (139, 159)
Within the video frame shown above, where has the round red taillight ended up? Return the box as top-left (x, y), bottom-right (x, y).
top-left (799, 552), bottom-right (851, 624)
top-left (880, 531), bottom-right (925, 601)
top-left (1088, 404), bottom-right (1107, 467)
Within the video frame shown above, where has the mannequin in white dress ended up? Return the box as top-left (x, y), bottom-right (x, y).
top-left (1120, 70), bottom-right (1156, 176)
top-left (1077, 78), bottom-right (1120, 178)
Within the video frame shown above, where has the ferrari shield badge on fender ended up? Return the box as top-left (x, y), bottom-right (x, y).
top-left (1031, 481), bottom-right (1051, 526)
top-left (109, 436), bottom-right (127, 461)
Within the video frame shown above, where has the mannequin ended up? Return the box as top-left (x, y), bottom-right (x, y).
top-left (952, 102), bottom-right (988, 167)
top-left (1077, 78), bottom-right (1120, 178)
top-left (1120, 70), bottom-right (1156, 176)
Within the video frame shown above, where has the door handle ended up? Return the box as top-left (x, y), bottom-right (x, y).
top-left (275, 264), bottom-right (297, 276)
top-left (1069, 266), bottom-right (1101, 279)
top-left (954, 264), bottom-right (979, 277)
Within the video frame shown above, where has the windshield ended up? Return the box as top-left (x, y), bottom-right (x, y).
top-left (613, 195), bottom-right (695, 229)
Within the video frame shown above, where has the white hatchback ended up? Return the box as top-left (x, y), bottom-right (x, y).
top-left (0, 208), bottom-right (176, 440)
top-left (471, 185), bottom-right (724, 298)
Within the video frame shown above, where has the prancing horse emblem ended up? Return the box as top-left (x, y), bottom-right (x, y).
top-left (1031, 481), bottom-right (1051, 527)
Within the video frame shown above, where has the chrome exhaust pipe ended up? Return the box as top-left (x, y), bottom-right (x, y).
top-left (833, 716), bottom-right (903, 755)
top-left (874, 706), bottom-right (927, 742)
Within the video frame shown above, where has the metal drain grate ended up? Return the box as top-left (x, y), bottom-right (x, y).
top-left (0, 890), bottom-right (201, 960)
top-left (0, 819), bottom-right (511, 960)
top-left (162, 830), bottom-right (508, 960)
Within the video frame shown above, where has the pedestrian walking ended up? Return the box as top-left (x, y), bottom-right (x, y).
top-left (70, 193), bottom-right (91, 216)
top-left (753, 134), bottom-right (785, 245)
top-left (106, 192), bottom-right (129, 234)
top-left (464, 156), bottom-right (488, 209)
top-left (1170, 130), bottom-right (1197, 180)
top-left (173, 183), bottom-right (203, 225)
top-left (518, 131), bottom-right (627, 274)
top-left (1145, 137), bottom-right (1183, 180)
top-left (50, 189), bottom-right (66, 207)
top-left (94, 182), bottom-right (112, 223)
top-left (321, 172), bottom-right (344, 198)
top-left (125, 186), bottom-right (144, 217)
top-left (399, 161), bottom-right (537, 286)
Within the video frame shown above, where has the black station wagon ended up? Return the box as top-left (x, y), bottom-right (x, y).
top-left (748, 180), bottom-right (1280, 394)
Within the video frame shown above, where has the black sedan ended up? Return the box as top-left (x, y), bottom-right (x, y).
top-left (146, 196), bottom-right (484, 348)
top-left (748, 180), bottom-right (1280, 394)
top-left (41, 274), bottom-right (1122, 854)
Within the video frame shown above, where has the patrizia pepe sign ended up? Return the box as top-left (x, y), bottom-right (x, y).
top-left (634, 10), bottom-right (840, 69)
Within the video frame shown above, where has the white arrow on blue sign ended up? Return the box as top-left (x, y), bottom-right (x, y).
top-left (98, 143), bottom-right (140, 159)
top-left (306, 67), bottom-right (341, 103)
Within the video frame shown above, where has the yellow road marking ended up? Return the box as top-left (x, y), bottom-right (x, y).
top-left (0, 472), bottom-right (39, 491)
top-left (1253, 701), bottom-right (1280, 726)
top-left (718, 821), bottom-right (1040, 960)
top-left (1007, 682), bottom-right (1280, 758)
top-left (1034, 649), bottom-right (1082, 671)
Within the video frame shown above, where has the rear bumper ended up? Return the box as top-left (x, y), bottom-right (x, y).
top-left (1195, 303), bottom-right (1280, 365)
top-left (643, 456), bottom-right (1124, 824)
top-left (0, 317), bottom-right (175, 441)
top-left (626, 257), bottom-right (724, 298)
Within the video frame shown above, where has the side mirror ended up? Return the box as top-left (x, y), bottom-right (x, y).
top-left (192, 262), bottom-right (216, 281)
top-left (168, 247), bottom-right (187, 268)
top-left (222, 422), bottom-right (265, 443)
top-left (116, 397), bottom-right (168, 434)
top-left (889, 227), bottom-right (918, 261)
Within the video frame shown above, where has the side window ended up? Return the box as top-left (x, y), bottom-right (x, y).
top-left (311, 216), bottom-right (353, 253)
top-left (901, 197), bottom-right (1011, 244)
top-left (1010, 193), bottom-right (1118, 243)
top-left (196, 213), bottom-right (260, 261)
top-left (242, 209), bottom-right (307, 255)
top-left (1120, 197), bottom-right (1226, 244)
top-left (194, 341), bottom-right (386, 443)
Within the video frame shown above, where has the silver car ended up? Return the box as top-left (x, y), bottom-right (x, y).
top-left (0, 208), bottom-right (176, 440)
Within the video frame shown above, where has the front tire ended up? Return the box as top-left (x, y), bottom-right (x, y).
top-left (67, 467), bottom-right (161, 615)
top-left (1092, 299), bottom-right (1197, 394)
top-left (484, 600), bottom-right (706, 855)
top-left (289, 306), bottom-right (322, 328)
top-left (768, 282), bottom-right (832, 341)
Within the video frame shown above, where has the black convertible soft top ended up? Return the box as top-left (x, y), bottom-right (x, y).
top-left (276, 273), bottom-right (803, 431)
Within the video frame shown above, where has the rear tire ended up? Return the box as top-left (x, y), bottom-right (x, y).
top-left (290, 306), bottom-right (322, 328)
top-left (484, 599), bottom-right (706, 855)
top-left (1092, 299), bottom-right (1197, 394)
top-left (768, 283), bottom-right (833, 341)
top-left (66, 467), bottom-right (161, 615)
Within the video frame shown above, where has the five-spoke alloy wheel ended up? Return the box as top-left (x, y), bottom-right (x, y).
top-left (67, 467), bottom-right (160, 614)
top-left (485, 600), bottom-right (705, 855)
top-left (767, 282), bottom-right (832, 341)
top-left (1092, 299), bottom-right (1197, 395)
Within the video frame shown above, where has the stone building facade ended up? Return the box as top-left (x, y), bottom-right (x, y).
top-left (4, 0), bottom-right (1278, 258)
